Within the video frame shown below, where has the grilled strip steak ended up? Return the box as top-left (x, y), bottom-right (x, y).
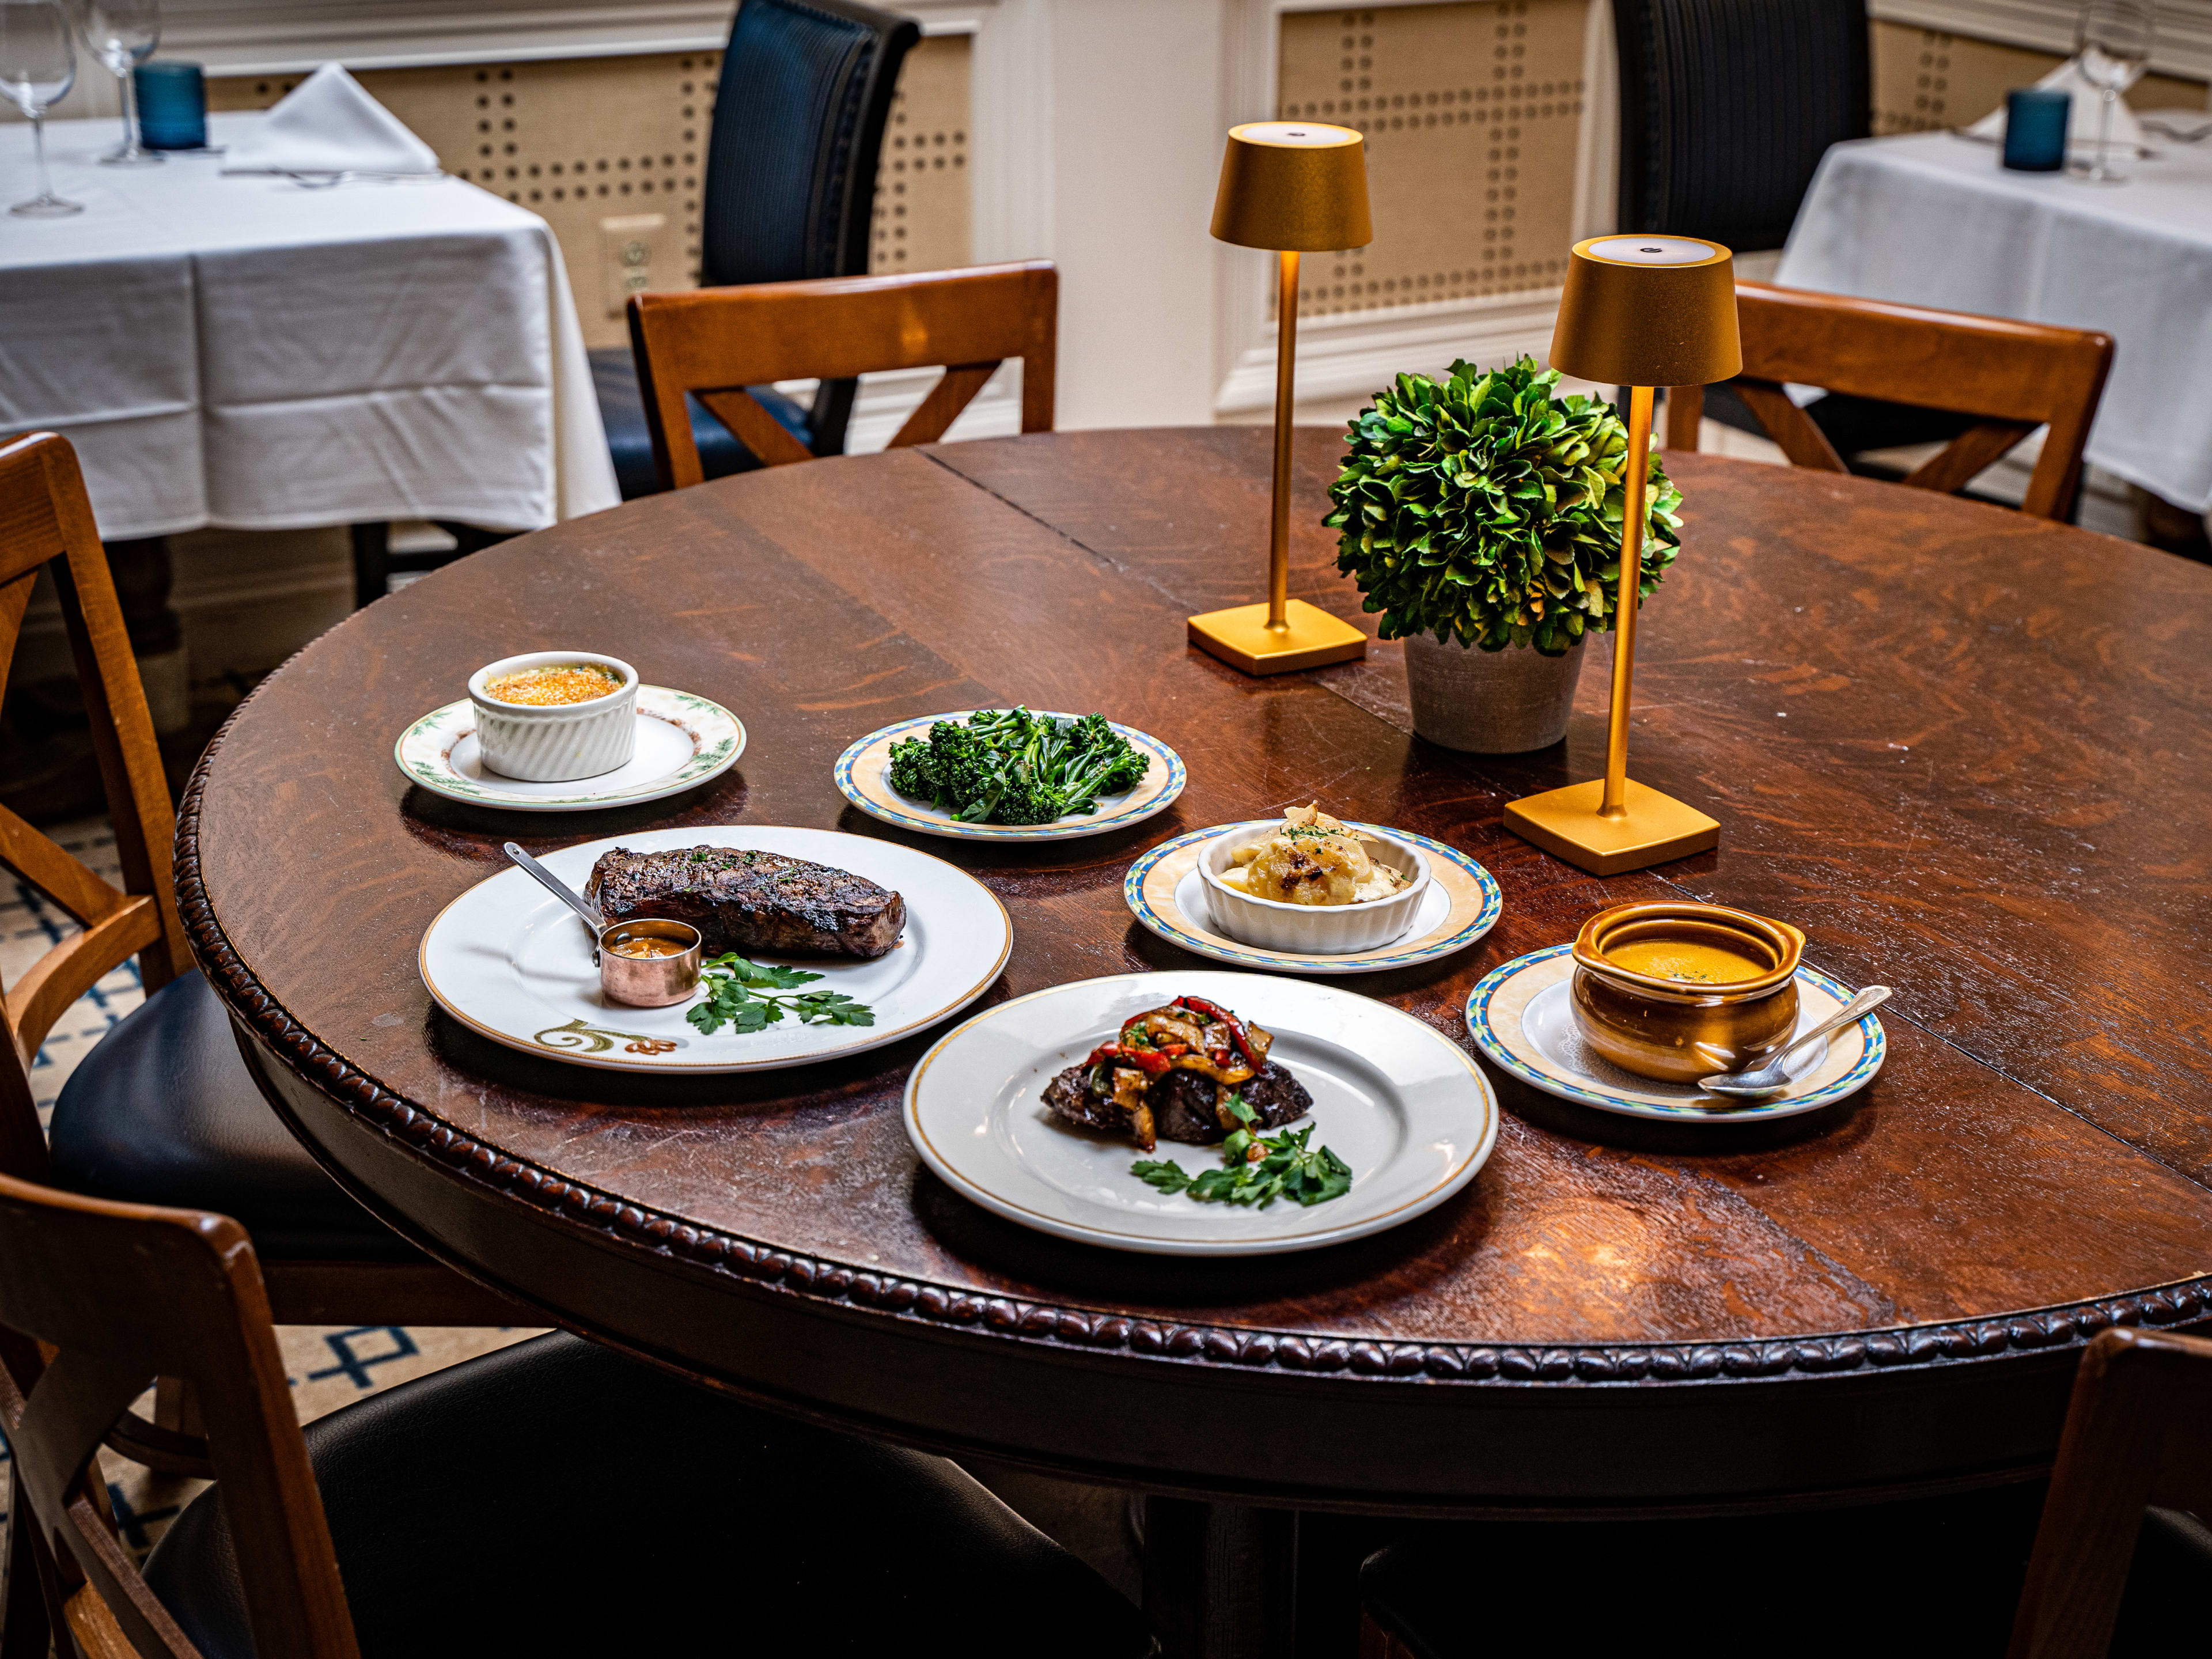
top-left (585, 846), bottom-right (905, 959)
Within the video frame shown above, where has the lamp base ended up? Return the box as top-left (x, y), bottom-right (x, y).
top-left (1503, 777), bottom-right (1719, 876)
top-left (1187, 599), bottom-right (1368, 676)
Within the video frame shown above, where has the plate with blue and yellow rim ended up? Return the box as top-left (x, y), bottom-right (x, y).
top-left (1465, 945), bottom-right (1886, 1122)
top-left (1124, 823), bottom-right (1502, 976)
top-left (834, 711), bottom-right (1184, 842)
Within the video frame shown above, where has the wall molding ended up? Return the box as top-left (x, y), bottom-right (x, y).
top-left (1215, 290), bottom-right (1564, 414)
top-left (1869, 0), bottom-right (2212, 79)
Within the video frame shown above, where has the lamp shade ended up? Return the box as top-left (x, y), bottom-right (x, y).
top-left (1548, 235), bottom-right (1741, 388)
top-left (1210, 121), bottom-right (1373, 253)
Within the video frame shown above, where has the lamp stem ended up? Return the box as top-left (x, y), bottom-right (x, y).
top-left (1267, 249), bottom-right (1300, 631)
top-left (1601, 384), bottom-right (1656, 819)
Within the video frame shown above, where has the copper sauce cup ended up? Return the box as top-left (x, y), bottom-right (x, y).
top-left (598, 918), bottom-right (703, 1007)
top-left (1569, 901), bottom-right (1805, 1084)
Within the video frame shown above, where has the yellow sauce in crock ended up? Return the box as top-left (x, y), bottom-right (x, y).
top-left (1605, 937), bottom-right (1768, 984)
top-left (609, 935), bottom-right (688, 959)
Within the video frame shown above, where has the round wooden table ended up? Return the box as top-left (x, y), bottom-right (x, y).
top-left (180, 431), bottom-right (2212, 1650)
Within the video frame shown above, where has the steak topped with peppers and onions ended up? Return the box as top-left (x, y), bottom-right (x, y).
top-left (1040, 995), bottom-right (1313, 1153)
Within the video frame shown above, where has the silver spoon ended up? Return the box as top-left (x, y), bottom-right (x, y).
top-left (502, 841), bottom-right (604, 940)
top-left (1698, 986), bottom-right (1892, 1101)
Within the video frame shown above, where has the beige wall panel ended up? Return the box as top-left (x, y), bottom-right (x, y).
top-left (211, 36), bottom-right (973, 353)
top-left (1871, 21), bottom-right (2205, 134)
top-left (1278, 0), bottom-right (1589, 318)
top-left (874, 35), bottom-right (974, 277)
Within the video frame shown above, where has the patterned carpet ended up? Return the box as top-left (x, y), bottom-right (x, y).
top-left (0, 819), bottom-right (537, 1559)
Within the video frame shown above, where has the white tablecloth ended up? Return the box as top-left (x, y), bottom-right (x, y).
top-left (0, 113), bottom-right (619, 540)
top-left (1777, 130), bottom-right (2212, 513)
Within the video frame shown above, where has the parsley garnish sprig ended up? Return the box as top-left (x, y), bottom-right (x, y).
top-left (1131, 1095), bottom-right (1353, 1209)
top-left (685, 953), bottom-right (876, 1035)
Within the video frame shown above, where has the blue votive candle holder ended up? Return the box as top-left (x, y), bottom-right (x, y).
top-left (2002, 87), bottom-right (2070, 172)
top-left (134, 62), bottom-right (207, 151)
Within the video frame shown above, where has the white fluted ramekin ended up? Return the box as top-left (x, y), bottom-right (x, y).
top-left (468, 651), bottom-right (639, 781)
top-left (1198, 822), bottom-right (1430, 953)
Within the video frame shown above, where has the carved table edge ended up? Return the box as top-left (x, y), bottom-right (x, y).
top-left (172, 709), bottom-right (2212, 1390)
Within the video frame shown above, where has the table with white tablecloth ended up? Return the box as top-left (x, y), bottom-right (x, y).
top-left (0, 112), bottom-right (619, 541)
top-left (1777, 129), bottom-right (2212, 516)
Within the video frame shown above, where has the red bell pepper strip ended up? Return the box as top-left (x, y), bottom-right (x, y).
top-left (1170, 995), bottom-right (1260, 1069)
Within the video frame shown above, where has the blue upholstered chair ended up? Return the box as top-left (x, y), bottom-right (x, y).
top-left (593, 0), bottom-right (921, 499)
top-left (1612, 0), bottom-right (1976, 472)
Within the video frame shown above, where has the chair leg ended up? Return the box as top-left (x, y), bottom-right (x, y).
top-left (2, 1469), bottom-right (56, 1659)
top-left (151, 1376), bottom-right (203, 1439)
top-left (350, 522), bottom-right (392, 609)
top-left (1357, 1613), bottom-right (1411, 1659)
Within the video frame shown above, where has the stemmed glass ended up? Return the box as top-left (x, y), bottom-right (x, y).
top-left (1, 0), bottom-right (81, 216)
top-left (2074, 0), bottom-right (2156, 185)
top-left (78, 0), bottom-right (159, 165)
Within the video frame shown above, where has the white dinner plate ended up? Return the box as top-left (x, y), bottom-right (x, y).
top-left (396, 686), bottom-right (744, 813)
top-left (419, 826), bottom-right (1010, 1073)
top-left (904, 971), bottom-right (1498, 1255)
top-left (1465, 945), bottom-right (1887, 1122)
top-left (1123, 823), bottom-right (1502, 975)
top-left (834, 711), bottom-right (1184, 841)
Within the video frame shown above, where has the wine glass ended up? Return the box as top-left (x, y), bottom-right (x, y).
top-left (78, 0), bottom-right (159, 165)
top-left (1, 0), bottom-right (81, 216)
top-left (2074, 0), bottom-right (2156, 185)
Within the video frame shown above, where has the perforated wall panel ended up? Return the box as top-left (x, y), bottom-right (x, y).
top-left (211, 35), bottom-right (974, 352)
top-left (1870, 20), bottom-right (2203, 132)
top-left (1277, 0), bottom-right (1589, 317)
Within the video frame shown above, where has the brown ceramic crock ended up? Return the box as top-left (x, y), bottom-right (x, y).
top-left (1569, 901), bottom-right (1805, 1084)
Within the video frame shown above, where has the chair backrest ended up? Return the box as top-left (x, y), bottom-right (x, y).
top-left (2009, 1325), bottom-right (2212, 1659)
top-left (1664, 283), bottom-right (2114, 521)
top-left (702, 0), bottom-right (921, 456)
top-left (0, 433), bottom-right (189, 1183)
top-left (0, 1171), bottom-right (358, 1658)
top-left (1612, 0), bottom-right (1870, 252)
top-left (629, 261), bottom-right (1059, 492)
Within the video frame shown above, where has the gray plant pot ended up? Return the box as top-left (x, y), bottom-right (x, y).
top-left (1403, 632), bottom-right (1586, 753)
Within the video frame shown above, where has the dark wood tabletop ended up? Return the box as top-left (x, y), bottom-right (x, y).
top-left (181, 430), bottom-right (2212, 1536)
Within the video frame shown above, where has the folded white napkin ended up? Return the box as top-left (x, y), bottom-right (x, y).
top-left (1965, 56), bottom-right (2147, 155)
top-left (223, 63), bottom-right (441, 176)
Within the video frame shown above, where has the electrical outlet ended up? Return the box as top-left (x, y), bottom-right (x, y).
top-left (599, 213), bottom-right (675, 319)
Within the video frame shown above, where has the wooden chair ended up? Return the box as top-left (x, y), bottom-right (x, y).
top-left (0, 1170), bottom-right (1153, 1659)
top-left (1357, 1324), bottom-right (2212, 1659)
top-left (1664, 282), bottom-right (2114, 522)
top-left (0, 434), bottom-right (524, 1354)
top-left (628, 260), bottom-right (1059, 493)
top-left (2009, 1326), bottom-right (2212, 1658)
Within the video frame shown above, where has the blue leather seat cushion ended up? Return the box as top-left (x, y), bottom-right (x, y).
top-left (590, 345), bottom-right (815, 499)
top-left (47, 970), bottom-right (415, 1262)
top-left (144, 1332), bottom-right (1154, 1657)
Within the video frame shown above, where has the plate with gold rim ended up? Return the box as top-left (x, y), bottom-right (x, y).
top-left (1123, 823), bottom-right (1502, 975)
top-left (1465, 945), bottom-right (1886, 1122)
top-left (834, 711), bottom-right (1184, 842)
top-left (396, 685), bottom-right (744, 813)
top-left (418, 826), bottom-right (1010, 1073)
top-left (904, 971), bottom-right (1498, 1255)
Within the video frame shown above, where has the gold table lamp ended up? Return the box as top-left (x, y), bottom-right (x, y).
top-left (1502, 235), bottom-right (1741, 876)
top-left (1188, 122), bottom-right (1374, 675)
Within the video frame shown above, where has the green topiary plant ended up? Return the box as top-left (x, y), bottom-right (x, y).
top-left (1324, 355), bottom-right (1684, 656)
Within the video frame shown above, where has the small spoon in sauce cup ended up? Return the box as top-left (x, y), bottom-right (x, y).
top-left (501, 843), bottom-right (702, 1006)
top-left (503, 842), bottom-right (606, 940)
top-left (1697, 986), bottom-right (1891, 1101)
